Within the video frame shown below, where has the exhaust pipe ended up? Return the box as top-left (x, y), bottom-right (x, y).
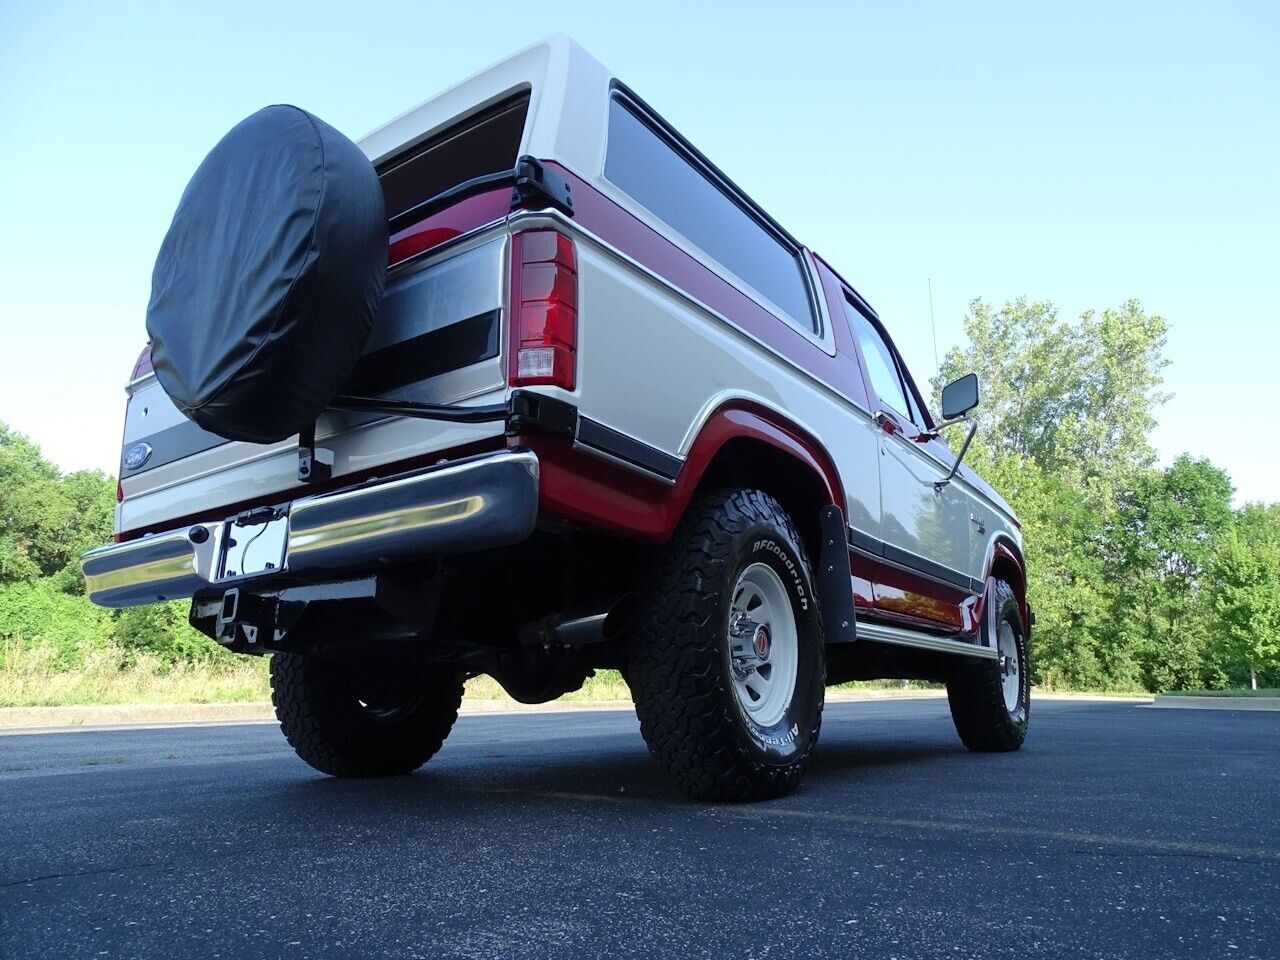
top-left (525, 593), bottom-right (636, 649)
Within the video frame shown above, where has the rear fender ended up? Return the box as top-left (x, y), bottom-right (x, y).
top-left (523, 400), bottom-right (844, 541)
top-left (522, 401), bottom-right (855, 642)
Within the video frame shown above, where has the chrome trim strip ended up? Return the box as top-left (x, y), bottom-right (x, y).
top-left (858, 621), bottom-right (997, 659)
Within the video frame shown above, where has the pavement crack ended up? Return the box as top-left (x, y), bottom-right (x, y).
top-left (1, 862), bottom-right (158, 889)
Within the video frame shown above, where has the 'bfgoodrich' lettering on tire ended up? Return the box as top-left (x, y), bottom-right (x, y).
top-left (751, 538), bottom-right (809, 611)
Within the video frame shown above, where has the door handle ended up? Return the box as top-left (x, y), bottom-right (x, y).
top-left (872, 410), bottom-right (898, 435)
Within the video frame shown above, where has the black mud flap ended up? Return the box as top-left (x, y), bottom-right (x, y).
top-left (817, 505), bottom-right (857, 645)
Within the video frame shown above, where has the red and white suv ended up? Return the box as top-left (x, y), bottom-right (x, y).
top-left (82, 36), bottom-right (1031, 800)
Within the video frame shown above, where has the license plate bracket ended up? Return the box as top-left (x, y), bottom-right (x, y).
top-left (215, 508), bottom-right (289, 581)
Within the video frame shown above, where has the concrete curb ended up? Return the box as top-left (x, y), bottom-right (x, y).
top-left (0, 692), bottom-right (918, 732)
top-left (0, 688), bottom-right (1151, 733)
top-left (0, 702), bottom-right (276, 731)
top-left (1152, 694), bottom-right (1280, 712)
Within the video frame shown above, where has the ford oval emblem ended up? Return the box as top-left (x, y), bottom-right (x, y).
top-left (123, 442), bottom-right (153, 470)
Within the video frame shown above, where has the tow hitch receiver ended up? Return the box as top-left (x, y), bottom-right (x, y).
top-left (211, 587), bottom-right (291, 648)
top-left (193, 575), bottom-right (437, 655)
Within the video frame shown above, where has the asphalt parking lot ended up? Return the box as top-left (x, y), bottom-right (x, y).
top-left (1, 698), bottom-right (1277, 959)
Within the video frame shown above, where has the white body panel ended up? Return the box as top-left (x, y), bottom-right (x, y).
top-left (877, 432), bottom-right (972, 576)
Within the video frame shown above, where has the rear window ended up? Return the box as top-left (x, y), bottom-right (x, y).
top-left (378, 93), bottom-right (529, 224)
top-left (604, 97), bottom-right (816, 333)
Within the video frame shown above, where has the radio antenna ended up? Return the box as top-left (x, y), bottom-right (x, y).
top-left (928, 278), bottom-right (939, 371)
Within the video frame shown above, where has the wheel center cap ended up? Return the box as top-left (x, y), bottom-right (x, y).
top-left (753, 624), bottom-right (771, 661)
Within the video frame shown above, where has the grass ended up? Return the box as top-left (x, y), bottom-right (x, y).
top-left (463, 670), bottom-right (633, 703)
top-left (0, 642), bottom-right (271, 708)
top-left (0, 640), bottom-right (1178, 710)
top-left (2, 643), bottom-right (945, 710)
top-left (1161, 688), bottom-right (1280, 698)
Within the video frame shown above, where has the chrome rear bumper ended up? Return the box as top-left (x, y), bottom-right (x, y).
top-left (82, 449), bottom-right (539, 609)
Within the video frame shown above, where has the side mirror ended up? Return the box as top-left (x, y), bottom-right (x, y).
top-left (940, 373), bottom-right (979, 422)
top-left (930, 373), bottom-right (980, 491)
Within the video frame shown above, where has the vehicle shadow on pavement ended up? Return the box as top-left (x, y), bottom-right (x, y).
top-left (252, 734), bottom-right (969, 820)
top-left (810, 740), bottom-right (965, 776)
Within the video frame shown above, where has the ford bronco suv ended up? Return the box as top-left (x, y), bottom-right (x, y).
top-left (82, 36), bottom-right (1030, 801)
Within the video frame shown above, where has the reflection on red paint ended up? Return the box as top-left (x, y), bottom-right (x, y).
top-left (387, 188), bottom-right (512, 267)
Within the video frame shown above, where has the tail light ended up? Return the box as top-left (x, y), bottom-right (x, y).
top-left (509, 229), bottom-right (577, 390)
top-left (130, 344), bottom-right (153, 380)
top-left (115, 344), bottom-right (151, 542)
top-left (114, 479), bottom-right (124, 543)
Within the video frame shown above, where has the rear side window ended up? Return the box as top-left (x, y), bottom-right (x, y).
top-left (846, 298), bottom-right (912, 417)
top-left (378, 93), bottom-right (529, 224)
top-left (604, 97), bottom-right (817, 333)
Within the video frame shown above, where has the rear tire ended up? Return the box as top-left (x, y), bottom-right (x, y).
top-left (270, 654), bottom-right (464, 777)
top-left (946, 578), bottom-right (1029, 751)
top-left (628, 488), bottom-right (825, 802)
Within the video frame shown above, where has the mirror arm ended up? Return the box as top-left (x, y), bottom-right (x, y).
top-left (917, 414), bottom-right (968, 442)
top-left (934, 422), bottom-right (978, 490)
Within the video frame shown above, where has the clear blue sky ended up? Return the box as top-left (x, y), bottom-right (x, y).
top-left (1, 1), bottom-right (1276, 503)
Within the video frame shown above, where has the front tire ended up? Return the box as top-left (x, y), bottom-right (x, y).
top-left (270, 654), bottom-right (464, 777)
top-left (628, 488), bottom-right (825, 801)
top-left (946, 578), bottom-right (1030, 751)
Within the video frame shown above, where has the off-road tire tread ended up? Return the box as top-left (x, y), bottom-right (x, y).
top-left (270, 654), bottom-right (464, 777)
top-left (628, 488), bottom-right (824, 802)
top-left (946, 578), bottom-right (1028, 752)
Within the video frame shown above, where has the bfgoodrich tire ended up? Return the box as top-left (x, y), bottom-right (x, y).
top-left (270, 654), bottom-right (463, 777)
top-left (628, 488), bottom-right (825, 801)
top-left (946, 577), bottom-right (1030, 751)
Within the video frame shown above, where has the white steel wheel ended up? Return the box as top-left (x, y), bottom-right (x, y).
top-left (997, 620), bottom-right (1021, 714)
top-left (728, 562), bottom-right (799, 728)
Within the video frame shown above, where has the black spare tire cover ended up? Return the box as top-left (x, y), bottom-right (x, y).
top-left (146, 105), bottom-right (387, 444)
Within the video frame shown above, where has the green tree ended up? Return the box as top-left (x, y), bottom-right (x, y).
top-left (932, 297), bottom-right (1168, 499)
top-left (979, 450), bottom-right (1122, 689)
top-left (0, 423), bottom-right (223, 669)
top-left (1, 424), bottom-right (72, 582)
top-left (47, 469), bottom-right (116, 592)
top-left (1109, 456), bottom-right (1235, 690)
top-left (930, 297), bottom-right (1175, 690)
top-left (1210, 503), bottom-right (1280, 689)
top-left (0, 423), bottom-right (116, 590)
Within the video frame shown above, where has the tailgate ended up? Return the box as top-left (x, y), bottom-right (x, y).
top-left (118, 232), bottom-right (510, 537)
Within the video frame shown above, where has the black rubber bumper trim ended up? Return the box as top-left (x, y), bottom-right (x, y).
top-left (575, 417), bottom-right (682, 481)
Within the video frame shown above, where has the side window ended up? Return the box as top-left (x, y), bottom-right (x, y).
top-left (379, 94), bottom-right (529, 225)
top-left (844, 297), bottom-right (911, 417)
top-left (902, 378), bottom-right (927, 427)
top-left (604, 97), bottom-right (817, 334)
